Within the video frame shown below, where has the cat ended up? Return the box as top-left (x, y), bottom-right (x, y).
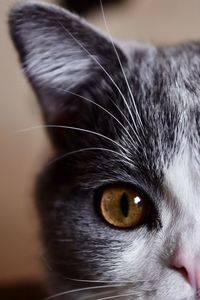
top-left (9, 1), bottom-right (200, 299)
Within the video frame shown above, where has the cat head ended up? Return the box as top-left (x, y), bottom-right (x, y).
top-left (9, 2), bottom-right (200, 299)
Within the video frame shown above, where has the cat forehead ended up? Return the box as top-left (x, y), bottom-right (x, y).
top-left (119, 42), bottom-right (200, 188)
top-left (128, 42), bottom-right (200, 98)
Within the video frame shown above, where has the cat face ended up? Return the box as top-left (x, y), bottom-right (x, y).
top-left (9, 2), bottom-right (200, 299)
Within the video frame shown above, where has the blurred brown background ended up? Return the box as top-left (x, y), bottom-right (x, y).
top-left (1, 0), bottom-right (200, 298)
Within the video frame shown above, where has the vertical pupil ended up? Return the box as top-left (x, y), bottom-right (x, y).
top-left (120, 193), bottom-right (129, 217)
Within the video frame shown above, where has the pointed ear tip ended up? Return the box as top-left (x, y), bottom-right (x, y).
top-left (8, 1), bottom-right (86, 56)
top-left (8, 2), bottom-right (54, 48)
top-left (8, 5), bottom-right (23, 54)
top-left (8, 2), bottom-right (46, 24)
top-left (8, 2), bottom-right (53, 26)
top-left (8, 3), bottom-right (30, 54)
top-left (8, 1), bottom-right (76, 35)
top-left (8, 2), bottom-right (36, 36)
top-left (8, 2), bottom-right (47, 60)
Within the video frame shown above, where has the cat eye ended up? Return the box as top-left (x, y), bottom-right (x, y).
top-left (100, 185), bottom-right (150, 229)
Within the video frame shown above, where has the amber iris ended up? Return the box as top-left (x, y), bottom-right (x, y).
top-left (100, 185), bottom-right (148, 228)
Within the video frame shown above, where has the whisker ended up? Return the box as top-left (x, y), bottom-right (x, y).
top-left (41, 255), bottom-right (147, 286)
top-left (49, 147), bottom-right (132, 166)
top-left (41, 254), bottom-right (54, 273)
top-left (106, 93), bottom-right (140, 147)
top-left (15, 125), bottom-right (130, 158)
top-left (96, 291), bottom-right (140, 300)
top-left (43, 284), bottom-right (125, 300)
top-left (55, 19), bottom-right (140, 141)
top-left (56, 88), bottom-right (137, 150)
top-left (64, 276), bottom-right (146, 285)
top-left (99, 1), bottom-right (144, 139)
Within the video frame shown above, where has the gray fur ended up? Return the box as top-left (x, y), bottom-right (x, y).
top-left (9, 2), bottom-right (200, 299)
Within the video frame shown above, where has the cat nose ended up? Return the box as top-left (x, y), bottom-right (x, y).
top-left (172, 254), bottom-right (200, 292)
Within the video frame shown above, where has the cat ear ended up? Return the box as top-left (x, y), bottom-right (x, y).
top-left (9, 2), bottom-right (126, 123)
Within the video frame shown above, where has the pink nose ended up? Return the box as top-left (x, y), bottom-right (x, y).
top-left (172, 254), bottom-right (200, 293)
